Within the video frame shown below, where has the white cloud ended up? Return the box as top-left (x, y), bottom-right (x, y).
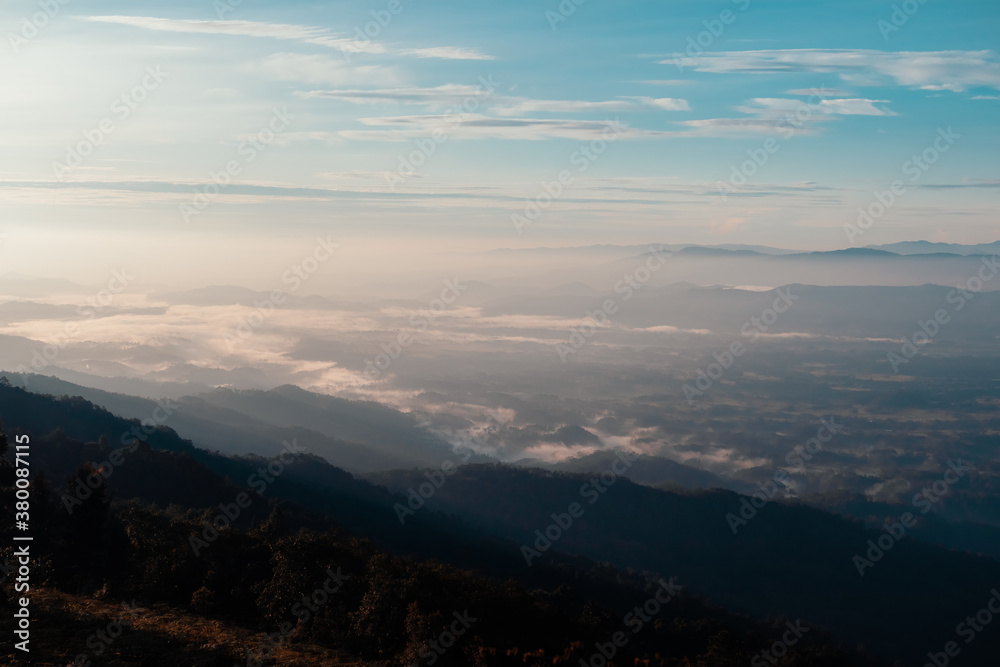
top-left (256, 53), bottom-right (398, 86)
top-left (337, 109), bottom-right (816, 141)
top-left (85, 16), bottom-right (494, 61)
top-left (296, 84), bottom-right (486, 105)
top-left (678, 117), bottom-right (816, 136)
top-left (340, 112), bottom-right (793, 141)
top-left (86, 15), bottom-right (377, 53)
top-left (344, 114), bottom-right (632, 141)
top-left (495, 99), bottom-right (642, 114)
top-left (297, 86), bottom-right (690, 119)
top-left (818, 98), bottom-right (895, 116)
top-left (735, 97), bottom-right (895, 117)
top-left (496, 96), bottom-right (690, 115)
top-left (637, 97), bottom-right (691, 111)
top-left (786, 88), bottom-right (854, 97)
top-left (400, 46), bottom-right (494, 60)
top-left (661, 49), bottom-right (1000, 92)
top-left (630, 325), bottom-right (712, 335)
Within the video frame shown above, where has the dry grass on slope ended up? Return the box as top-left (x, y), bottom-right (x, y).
top-left (6, 588), bottom-right (378, 667)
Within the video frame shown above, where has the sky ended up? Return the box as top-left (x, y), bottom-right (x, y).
top-left (0, 0), bottom-right (998, 284)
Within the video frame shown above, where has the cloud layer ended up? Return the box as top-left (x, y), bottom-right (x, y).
top-left (663, 49), bottom-right (1000, 92)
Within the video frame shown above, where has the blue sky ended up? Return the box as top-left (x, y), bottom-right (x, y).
top-left (1, 0), bottom-right (998, 269)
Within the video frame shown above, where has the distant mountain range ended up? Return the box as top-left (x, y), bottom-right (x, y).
top-left (488, 240), bottom-right (1000, 258)
top-left (865, 240), bottom-right (1000, 255)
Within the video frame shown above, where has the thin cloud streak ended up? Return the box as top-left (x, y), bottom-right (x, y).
top-left (662, 49), bottom-right (1000, 92)
top-left (84, 15), bottom-right (493, 60)
top-left (296, 86), bottom-right (689, 114)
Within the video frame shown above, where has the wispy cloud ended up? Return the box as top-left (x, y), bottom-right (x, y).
top-left (339, 112), bottom-right (815, 141)
top-left (495, 96), bottom-right (689, 115)
top-left (345, 114), bottom-right (633, 141)
top-left (678, 118), bottom-right (820, 136)
top-left (639, 97), bottom-right (692, 111)
top-left (296, 84), bottom-right (487, 105)
top-left (401, 46), bottom-right (494, 61)
top-left (296, 86), bottom-right (689, 114)
top-left (662, 49), bottom-right (1000, 92)
top-left (256, 53), bottom-right (399, 86)
top-left (84, 15), bottom-right (493, 61)
top-left (815, 98), bottom-right (896, 115)
top-left (299, 84), bottom-right (885, 141)
top-left (735, 97), bottom-right (896, 117)
top-left (913, 180), bottom-right (1000, 190)
top-left (86, 15), bottom-right (376, 52)
top-left (786, 88), bottom-right (854, 97)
